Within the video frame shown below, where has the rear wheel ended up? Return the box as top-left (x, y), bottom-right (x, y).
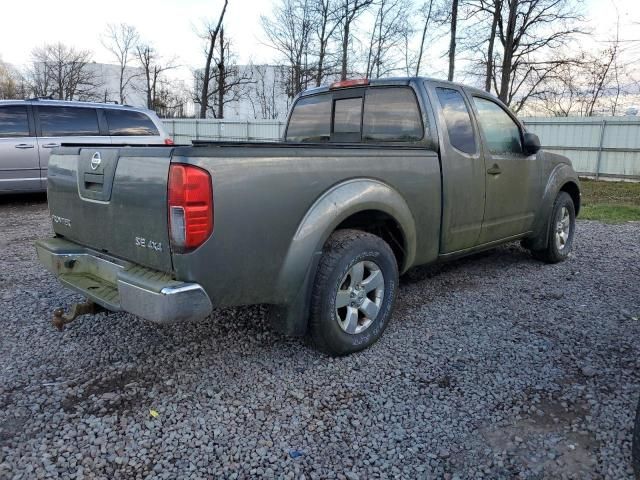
top-left (309, 229), bottom-right (399, 356)
top-left (531, 191), bottom-right (576, 263)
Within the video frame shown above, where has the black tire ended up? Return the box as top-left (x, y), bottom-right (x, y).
top-left (309, 229), bottom-right (399, 356)
top-left (531, 191), bottom-right (576, 263)
top-left (633, 398), bottom-right (640, 478)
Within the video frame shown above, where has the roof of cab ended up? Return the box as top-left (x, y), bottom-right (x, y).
top-left (298, 76), bottom-right (502, 103)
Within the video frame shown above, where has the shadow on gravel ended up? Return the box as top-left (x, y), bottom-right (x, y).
top-left (401, 243), bottom-right (534, 286)
top-left (0, 192), bottom-right (47, 206)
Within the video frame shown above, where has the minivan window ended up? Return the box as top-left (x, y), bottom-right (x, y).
top-left (363, 88), bottom-right (423, 141)
top-left (0, 106), bottom-right (30, 138)
top-left (286, 95), bottom-right (332, 142)
top-left (39, 107), bottom-right (100, 137)
top-left (333, 97), bottom-right (362, 134)
top-left (106, 109), bottom-right (159, 136)
top-left (473, 97), bottom-right (522, 154)
top-left (435, 87), bottom-right (476, 155)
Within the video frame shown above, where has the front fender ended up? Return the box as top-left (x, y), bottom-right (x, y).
top-left (269, 178), bottom-right (416, 335)
top-left (529, 163), bottom-right (580, 250)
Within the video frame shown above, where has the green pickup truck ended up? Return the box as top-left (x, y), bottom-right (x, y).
top-left (36, 77), bottom-right (580, 355)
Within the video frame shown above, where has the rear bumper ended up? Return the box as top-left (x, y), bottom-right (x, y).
top-left (35, 237), bottom-right (212, 324)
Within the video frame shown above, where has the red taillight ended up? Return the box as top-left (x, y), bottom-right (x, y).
top-left (168, 164), bottom-right (213, 251)
top-left (164, 138), bottom-right (175, 145)
top-left (329, 78), bottom-right (369, 89)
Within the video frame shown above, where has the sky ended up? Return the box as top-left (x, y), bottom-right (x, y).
top-left (0, 0), bottom-right (639, 83)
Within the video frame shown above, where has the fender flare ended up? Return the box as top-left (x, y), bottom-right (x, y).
top-left (528, 164), bottom-right (580, 251)
top-left (269, 178), bottom-right (417, 335)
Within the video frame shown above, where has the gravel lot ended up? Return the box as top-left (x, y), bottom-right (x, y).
top-left (1, 194), bottom-right (639, 479)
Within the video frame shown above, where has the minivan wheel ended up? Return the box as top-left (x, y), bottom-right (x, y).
top-left (531, 191), bottom-right (576, 264)
top-left (309, 229), bottom-right (399, 356)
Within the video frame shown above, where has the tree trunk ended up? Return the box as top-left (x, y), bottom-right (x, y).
top-left (485, 0), bottom-right (501, 92)
top-left (341, 20), bottom-right (350, 80)
top-left (199, 0), bottom-right (228, 119)
top-left (448, 0), bottom-right (458, 82)
top-left (217, 27), bottom-right (225, 119)
top-left (415, 1), bottom-right (433, 76)
top-left (498, 0), bottom-right (517, 103)
top-left (316, 11), bottom-right (328, 87)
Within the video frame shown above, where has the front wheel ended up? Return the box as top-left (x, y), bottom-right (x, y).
top-left (309, 229), bottom-right (399, 356)
top-left (531, 191), bottom-right (576, 263)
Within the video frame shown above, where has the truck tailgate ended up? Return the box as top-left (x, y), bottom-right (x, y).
top-left (47, 146), bottom-right (173, 273)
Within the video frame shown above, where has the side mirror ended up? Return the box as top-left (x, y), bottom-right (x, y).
top-left (523, 132), bottom-right (541, 154)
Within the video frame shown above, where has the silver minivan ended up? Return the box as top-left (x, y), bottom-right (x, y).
top-left (0, 99), bottom-right (172, 193)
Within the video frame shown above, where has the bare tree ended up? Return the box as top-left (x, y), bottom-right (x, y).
top-left (27, 43), bottom-right (100, 101)
top-left (0, 58), bottom-right (24, 99)
top-left (364, 0), bottom-right (412, 78)
top-left (198, 0), bottom-right (229, 118)
top-left (495, 0), bottom-right (583, 105)
top-left (135, 43), bottom-right (177, 111)
top-left (413, 0), bottom-right (436, 76)
top-left (337, 0), bottom-right (374, 80)
top-left (483, 0), bottom-right (502, 91)
top-left (102, 23), bottom-right (140, 104)
top-left (246, 64), bottom-right (289, 119)
top-left (154, 79), bottom-right (192, 118)
top-left (194, 27), bottom-right (253, 118)
top-left (314, 0), bottom-right (341, 86)
top-left (261, 0), bottom-right (316, 98)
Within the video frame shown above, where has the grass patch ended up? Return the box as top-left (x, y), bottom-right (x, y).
top-left (579, 179), bottom-right (640, 223)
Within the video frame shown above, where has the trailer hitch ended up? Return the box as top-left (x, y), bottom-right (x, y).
top-left (52, 299), bottom-right (104, 331)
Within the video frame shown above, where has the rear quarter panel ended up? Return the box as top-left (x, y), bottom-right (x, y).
top-left (170, 145), bottom-right (441, 307)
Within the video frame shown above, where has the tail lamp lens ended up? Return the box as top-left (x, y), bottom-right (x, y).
top-left (168, 164), bottom-right (213, 251)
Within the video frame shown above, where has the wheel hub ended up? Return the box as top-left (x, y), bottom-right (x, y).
top-left (335, 260), bottom-right (385, 335)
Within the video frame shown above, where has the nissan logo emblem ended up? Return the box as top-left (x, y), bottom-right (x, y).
top-left (90, 152), bottom-right (102, 170)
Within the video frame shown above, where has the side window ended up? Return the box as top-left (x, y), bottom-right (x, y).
top-left (286, 95), bottom-right (331, 142)
top-left (0, 106), bottom-right (30, 138)
top-left (39, 107), bottom-right (99, 137)
top-left (333, 97), bottom-right (362, 134)
top-left (363, 87), bottom-right (423, 142)
top-left (473, 97), bottom-right (522, 154)
top-left (435, 87), bottom-right (476, 155)
top-left (106, 110), bottom-right (159, 136)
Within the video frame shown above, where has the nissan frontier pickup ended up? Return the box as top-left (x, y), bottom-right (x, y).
top-left (36, 77), bottom-right (580, 355)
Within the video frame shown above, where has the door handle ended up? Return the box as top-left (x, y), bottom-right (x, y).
top-left (15, 144), bottom-right (35, 149)
top-left (42, 143), bottom-right (60, 148)
top-left (487, 164), bottom-right (502, 175)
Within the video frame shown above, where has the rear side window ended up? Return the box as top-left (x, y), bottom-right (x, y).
top-left (106, 110), bottom-right (159, 136)
top-left (473, 97), bottom-right (522, 154)
top-left (0, 106), bottom-right (30, 138)
top-left (363, 88), bottom-right (423, 141)
top-left (286, 95), bottom-right (331, 142)
top-left (39, 107), bottom-right (100, 137)
top-left (435, 88), bottom-right (476, 154)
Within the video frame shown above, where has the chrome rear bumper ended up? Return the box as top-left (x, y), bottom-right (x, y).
top-left (36, 238), bottom-right (212, 324)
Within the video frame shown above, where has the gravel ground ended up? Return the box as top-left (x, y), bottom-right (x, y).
top-left (1, 194), bottom-right (639, 479)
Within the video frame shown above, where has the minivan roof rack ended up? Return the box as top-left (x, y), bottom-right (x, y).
top-left (28, 96), bottom-right (55, 101)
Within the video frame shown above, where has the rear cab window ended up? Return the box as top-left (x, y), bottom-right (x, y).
top-left (434, 87), bottom-right (476, 155)
top-left (38, 106), bottom-right (100, 137)
top-left (106, 109), bottom-right (159, 136)
top-left (0, 105), bottom-right (30, 138)
top-left (286, 86), bottom-right (424, 144)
